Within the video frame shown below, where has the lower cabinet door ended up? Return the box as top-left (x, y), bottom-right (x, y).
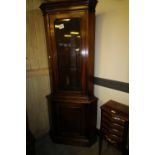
top-left (55, 103), bottom-right (85, 137)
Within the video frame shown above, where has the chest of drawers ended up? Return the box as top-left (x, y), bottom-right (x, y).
top-left (99, 100), bottom-right (129, 155)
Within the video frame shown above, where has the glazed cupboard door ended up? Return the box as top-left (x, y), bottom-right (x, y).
top-left (48, 11), bottom-right (87, 94)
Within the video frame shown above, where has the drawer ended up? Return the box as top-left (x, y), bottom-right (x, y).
top-left (101, 111), bottom-right (127, 125)
top-left (102, 127), bottom-right (123, 137)
top-left (102, 108), bottom-right (128, 120)
top-left (109, 128), bottom-right (123, 137)
top-left (100, 101), bottom-right (129, 147)
top-left (101, 117), bottom-right (125, 132)
top-left (102, 107), bottom-right (118, 116)
top-left (105, 135), bottom-right (118, 144)
top-left (105, 133), bottom-right (123, 143)
top-left (109, 133), bottom-right (122, 143)
top-left (111, 116), bottom-right (126, 125)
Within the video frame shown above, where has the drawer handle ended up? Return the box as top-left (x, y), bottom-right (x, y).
top-left (113, 117), bottom-right (125, 122)
top-left (112, 128), bottom-right (119, 133)
top-left (111, 110), bottom-right (116, 114)
top-left (113, 117), bottom-right (120, 120)
top-left (105, 135), bottom-right (117, 144)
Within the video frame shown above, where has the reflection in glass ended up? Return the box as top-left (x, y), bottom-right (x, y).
top-left (54, 18), bottom-right (81, 91)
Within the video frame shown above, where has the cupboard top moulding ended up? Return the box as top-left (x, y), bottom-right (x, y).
top-left (40, 0), bottom-right (98, 15)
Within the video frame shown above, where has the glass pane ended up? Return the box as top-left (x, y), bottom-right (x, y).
top-left (54, 18), bottom-right (81, 91)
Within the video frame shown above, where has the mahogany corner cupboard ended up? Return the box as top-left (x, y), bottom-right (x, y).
top-left (40, 0), bottom-right (98, 146)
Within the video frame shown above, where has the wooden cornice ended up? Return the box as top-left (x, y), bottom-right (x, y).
top-left (40, 0), bottom-right (98, 15)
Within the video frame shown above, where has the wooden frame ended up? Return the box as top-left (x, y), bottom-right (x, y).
top-left (40, 0), bottom-right (98, 146)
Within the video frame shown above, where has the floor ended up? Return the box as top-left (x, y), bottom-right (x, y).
top-left (35, 135), bottom-right (122, 155)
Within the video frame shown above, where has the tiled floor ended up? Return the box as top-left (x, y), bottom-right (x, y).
top-left (35, 135), bottom-right (122, 155)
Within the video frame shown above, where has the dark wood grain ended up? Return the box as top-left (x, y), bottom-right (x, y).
top-left (99, 100), bottom-right (129, 155)
top-left (40, 0), bottom-right (97, 15)
top-left (41, 0), bottom-right (98, 146)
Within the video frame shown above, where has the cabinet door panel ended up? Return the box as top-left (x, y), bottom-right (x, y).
top-left (56, 103), bottom-right (85, 136)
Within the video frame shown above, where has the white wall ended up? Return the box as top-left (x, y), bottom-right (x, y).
top-left (26, 0), bottom-right (129, 135)
top-left (95, 0), bottom-right (129, 128)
